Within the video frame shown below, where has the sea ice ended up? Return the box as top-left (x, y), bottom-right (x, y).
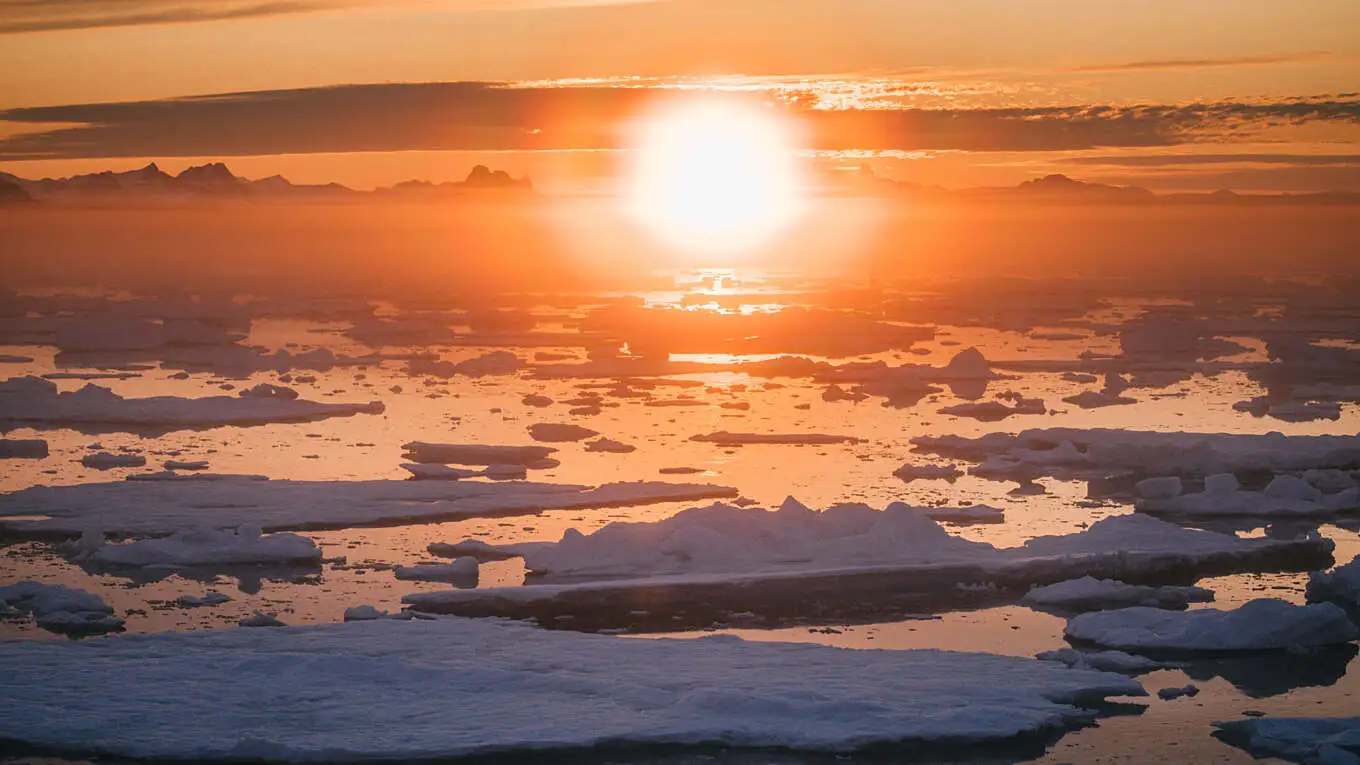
top-left (585, 438), bottom-right (637, 453)
top-left (1035, 648), bottom-right (1159, 674)
top-left (0, 438), bottom-right (48, 458)
top-left (0, 581), bottom-right (123, 635)
top-left (81, 452), bottom-right (146, 469)
top-left (0, 376), bottom-right (383, 431)
top-left (528, 423), bottom-right (599, 442)
top-left (893, 462), bottom-right (964, 481)
top-left (0, 478), bottom-right (739, 536)
top-left (1024, 577), bottom-right (1214, 611)
top-left (1307, 556), bottom-right (1360, 609)
top-left (939, 398), bottom-right (1046, 422)
top-left (89, 525), bottom-right (323, 568)
top-left (1065, 599), bottom-right (1360, 652)
top-left (912, 428), bottom-right (1360, 481)
top-left (691, 431), bottom-right (862, 445)
top-left (0, 617), bottom-right (1145, 760)
top-left (401, 442), bottom-right (558, 465)
top-left (1214, 717), bottom-right (1360, 765)
top-left (394, 558), bottom-right (479, 583)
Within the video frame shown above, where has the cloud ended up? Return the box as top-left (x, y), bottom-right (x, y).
top-left (1065, 51), bottom-right (1336, 73)
top-left (1062, 154), bottom-right (1360, 167)
top-left (0, 81), bottom-right (1356, 160)
top-left (0, 0), bottom-right (333, 34)
top-left (0, 0), bottom-right (658, 34)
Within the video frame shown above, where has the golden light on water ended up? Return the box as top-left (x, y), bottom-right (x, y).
top-left (625, 100), bottom-right (806, 255)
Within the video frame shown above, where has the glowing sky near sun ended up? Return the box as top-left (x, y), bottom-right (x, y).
top-left (0, 0), bottom-right (1356, 191)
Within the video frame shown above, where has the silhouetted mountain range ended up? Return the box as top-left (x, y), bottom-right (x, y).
top-left (834, 165), bottom-right (1358, 205)
top-left (0, 162), bottom-right (534, 205)
top-left (1, 162), bottom-right (1354, 207)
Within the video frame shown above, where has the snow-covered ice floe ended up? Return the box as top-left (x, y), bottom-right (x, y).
top-left (1064, 599), bottom-right (1359, 652)
top-left (394, 558), bottom-right (479, 583)
top-left (0, 581), bottom-right (123, 635)
top-left (690, 431), bottom-right (862, 445)
top-left (0, 438), bottom-right (48, 458)
top-left (403, 500), bottom-right (1332, 630)
top-left (0, 479), bottom-right (739, 536)
top-left (1307, 555), bottom-right (1360, 610)
top-left (1137, 473), bottom-right (1359, 518)
top-left (1023, 576), bottom-right (1214, 612)
top-left (1035, 648), bottom-right (1160, 674)
top-left (912, 428), bottom-right (1360, 482)
top-left (86, 526), bottom-right (323, 568)
top-left (0, 376), bottom-right (383, 431)
top-left (0, 617), bottom-right (1144, 761)
top-left (400, 442), bottom-right (557, 466)
top-left (1214, 717), bottom-right (1360, 765)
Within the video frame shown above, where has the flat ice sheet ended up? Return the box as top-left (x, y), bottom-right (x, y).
top-left (0, 479), bottom-right (739, 535)
top-left (0, 617), bottom-right (1142, 761)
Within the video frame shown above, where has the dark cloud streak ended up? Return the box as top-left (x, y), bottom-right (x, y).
top-left (1065, 51), bottom-right (1335, 73)
top-left (0, 82), bottom-right (1356, 160)
top-left (0, 0), bottom-right (332, 34)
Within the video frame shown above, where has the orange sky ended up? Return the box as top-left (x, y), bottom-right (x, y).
top-left (0, 0), bottom-right (1357, 191)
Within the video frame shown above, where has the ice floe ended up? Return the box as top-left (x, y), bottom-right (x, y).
top-left (939, 397), bottom-right (1046, 422)
top-left (893, 462), bottom-right (964, 481)
top-left (0, 581), bottom-right (124, 635)
top-left (1137, 473), bottom-right (1359, 518)
top-left (1307, 556), bottom-right (1360, 610)
top-left (400, 442), bottom-right (558, 466)
top-left (1035, 648), bottom-right (1160, 674)
top-left (0, 376), bottom-right (383, 431)
top-left (584, 438), bottom-right (636, 453)
top-left (528, 423), bottom-right (599, 442)
top-left (691, 431), bottom-right (862, 446)
top-left (80, 452), bottom-right (146, 469)
top-left (1064, 599), bottom-right (1359, 652)
top-left (87, 526), bottom-right (323, 568)
top-left (912, 428), bottom-right (1360, 481)
top-left (0, 478), bottom-right (739, 535)
top-left (404, 503), bottom-right (1331, 629)
top-left (0, 617), bottom-right (1144, 760)
top-left (1214, 717), bottom-right (1360, 765)
top-left (0, 438), bottom-right (48, 458)
top-left (394, 558), bottom-right (479, 583)
top-left (1023, 576), bottom-right (1214, 611)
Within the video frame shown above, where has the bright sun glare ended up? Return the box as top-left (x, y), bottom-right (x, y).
top-left (626, 100), bottom-right (805, 254)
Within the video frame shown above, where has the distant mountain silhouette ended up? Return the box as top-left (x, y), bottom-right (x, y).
top-left (1, 162), bottom-right (1352, 207)
top-left (0, 163), bottom-right (535, 205)
top-left (0, 176), bottom-right (33, 206)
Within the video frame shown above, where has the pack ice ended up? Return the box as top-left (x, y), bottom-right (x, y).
top-left (1064, 599), bottom-right (1360, 652)
top-left (0, 376), bottom-right (384, 430)
top-left (911, 428), bottom-right (1360, 481)
top-left (85, 526), bottom-right (323, 568)
top-left (405, 500), bottom-right (1331, 625)
top-left (1214, 717), bottom-right (1360, 765)
top-left (0, 581), bottom-right (124, 634)
top-left (0, 478), bottom-right (739, 535)
top-left (0, 617), bottom-right (1143, 761)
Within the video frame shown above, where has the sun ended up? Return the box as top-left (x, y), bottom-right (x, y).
top-left (625, 99), bottom-right (806, 254)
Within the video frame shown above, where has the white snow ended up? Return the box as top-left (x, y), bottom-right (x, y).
top-left (0, 438), bottom-right (48, 458)
top-left (90, 525), bottom-right (323, 568)
top-left (893, 462), bottom-right (964, 481)
top-left (1134, 476), bottom-right (1182, 500)
top-left (939, 398), bottom-right (1046, 421)
top-left (1035, 648), bottom-right (1159, 674)
top-left (585, 438), bottom-right (637, 453)
top-left (401, 442), bottom-right (558, 465)
top-left (0, 617), bottom-right (1144, 760)
top-left (0, 581), bottom-right (123, 634)
top-left (1138, 475), bottom-right (1359, 518)
top-left (691, 431), bottom-right (862, 445)
top-left (81, 452), bottom-right (146, 469)
top-left (1307, 555), bottom-right (1360, 609)
top-left (0, 376), bottom-right (384, 430)
top-left (1214, 717), bottom-right (1360, 765)
top-left (1023, 577), bottom-right (1214, 611)
top-left (405, 503), bottom-right (1330, 618)
top-left (528, 423), bottom-right (599, 442)
top-left (394, 558), bottom-right (479, 583)
top-left (1064, 599), bottom-right (1360, 652)
top-left (0, 478), bottom-right (739, 536)
top-left (912, 428), bottom-right (1360, 481)
top-left (239, 610), bottom-right (285, 627)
